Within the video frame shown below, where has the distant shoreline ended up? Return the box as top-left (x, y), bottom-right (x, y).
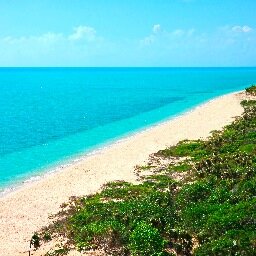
top-left (0, 89), bottom-right (243, 198)
top-left (0, 90), bottom-right (247, 255)
top-left (0, 67), bottom-right (252, 195)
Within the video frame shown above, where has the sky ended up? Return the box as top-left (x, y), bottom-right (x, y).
top-left (0, 0), bottom-right (256, 67)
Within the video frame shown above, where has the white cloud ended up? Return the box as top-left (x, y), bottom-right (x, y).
top-left (172, 28), bottom-right (195, 37)
top-left (0, 25), bottom-right (107, 66)
top-left (153, 24), bottom-right (161, 34)
top-left (141, 35), bottom-right (155, 45)
top-left (1, 25), bottom-right (99, 46)
top-left (172, 29), bottom-right (184, 36)
top-left (187, 29), bottom-right (195, 36)
top-left (37, 32), bottom-right (64, 43)
top-left (141, 26), bottom-right (196, 46)
top-left (1, 23), bottom-right (255, 67)
top-left (2, 32), bottom-right (63, 45)
top-left (68, 26), bottom-right (96, 41)
top-left (231, 25), bottom-right (252, 33)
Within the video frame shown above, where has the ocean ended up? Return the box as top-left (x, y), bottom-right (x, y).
top-left (0, 67), bottom-right (256, 192)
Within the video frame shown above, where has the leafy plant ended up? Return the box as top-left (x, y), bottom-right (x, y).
top-left (245, 84), bottom-right (256, 96)
top-left (31, 233), bottom-right (40, 249)
top-left (129, 221), bottom-right (167, 256)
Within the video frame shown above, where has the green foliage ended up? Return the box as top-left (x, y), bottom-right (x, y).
top-left (245, 84), bottom-right (256, 96)
top-left (46, 177), bottom-right (175, 254)
top-left (157, 140), bottom-right (207, 160)
top-left (172, 162), bottom-right (192, 172)
top-left (37, 91), bottom-right (256, 255)
top-left (239, 143), bottom-right (256, 153)
top-left (43, 232), bottom-right (52, 242)
top-left (241, 99), bottom-right (256, 108)
top-left (45, 247), bottom-right (69, 256)
top-left (195, 230), bottom-right (256, 256)
top-left (70, 187), bottom-right (174, 253)
top-left (137, 165), bottom-right (155, 170)
top-left (31, 233), bottom-right (40, 249)
top-left (174, 98), bottom-right (256, 254)
top-left (129, 221), bottom-right (167, 256)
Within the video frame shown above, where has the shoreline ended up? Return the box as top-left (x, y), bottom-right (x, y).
top-left (0, 90), bottom-right (243, 198)
top-left (0, 91), bottom-right (247, 255)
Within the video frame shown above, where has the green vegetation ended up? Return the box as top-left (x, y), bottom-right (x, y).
top-left (245, 84), bottom-right (256, 96)
top-left (34, 86), bottom-right (256, 255)
top-left (157, 139), bottom-right (207, 160)
top-left (31, 233), bottom-right (40, 249)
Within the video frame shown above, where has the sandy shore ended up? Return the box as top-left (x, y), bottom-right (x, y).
top-left (0, 91), bottom-right (247, 256)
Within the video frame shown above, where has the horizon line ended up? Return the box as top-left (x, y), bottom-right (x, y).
top-left (0, 66), bottom-right (256, 69)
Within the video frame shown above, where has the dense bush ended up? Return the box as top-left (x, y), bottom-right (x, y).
top-left (129, 221), bottom-right (167, 256)
top-left (245, 84), bottom-right (256, 96)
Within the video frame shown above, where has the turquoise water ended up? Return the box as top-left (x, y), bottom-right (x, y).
top-left (0, 67), bottom-right (256, 191)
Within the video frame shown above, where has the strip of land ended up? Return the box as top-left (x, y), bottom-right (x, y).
top-left (0, 91), bottom-right (247, 256)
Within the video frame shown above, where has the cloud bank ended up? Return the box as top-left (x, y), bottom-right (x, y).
top-left (231, 25), bottom-right (252, 33)
top-left (0, 24), bottom-right (255, 66)
top-left (0, 26), bottom-right (108, 66)
top-left (138, 24), bottom-right (256, 66)
top-left (68, 26), bottom-right (97, 41)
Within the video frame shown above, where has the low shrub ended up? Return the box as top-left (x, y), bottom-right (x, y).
top-left (129, 221), bottom-right (167, 256)
top-left (245, 84), bottom-right (256, 96)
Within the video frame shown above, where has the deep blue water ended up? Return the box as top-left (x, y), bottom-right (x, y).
top-left (0, 67), bottom-right (256, 190)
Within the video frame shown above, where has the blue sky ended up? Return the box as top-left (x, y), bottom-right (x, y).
top-left (0, 0), bottom-right (256, 66)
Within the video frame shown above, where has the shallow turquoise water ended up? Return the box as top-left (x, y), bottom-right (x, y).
top-left (0, 67), bottom-right (256, 190)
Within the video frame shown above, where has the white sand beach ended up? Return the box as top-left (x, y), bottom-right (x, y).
top-left (0, 91), bottom-right (247, 256)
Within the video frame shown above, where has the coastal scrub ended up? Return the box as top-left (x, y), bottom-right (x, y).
top-left (33, 86), bottom-right (256, 255)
